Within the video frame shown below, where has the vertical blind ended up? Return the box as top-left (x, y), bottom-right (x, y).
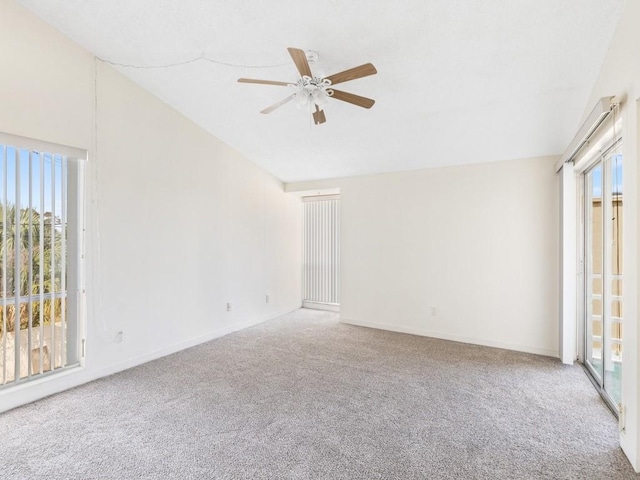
top-left (302, 196), bottom-right (340, 306)
top-left (0, 141), bottom-right (76, 386)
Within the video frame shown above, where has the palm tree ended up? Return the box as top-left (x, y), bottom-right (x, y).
top-left (0, 203), bottom-right (64, 335)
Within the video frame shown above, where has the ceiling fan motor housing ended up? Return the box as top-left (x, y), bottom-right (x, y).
top-left (305, 50), bottom-right (319, 64)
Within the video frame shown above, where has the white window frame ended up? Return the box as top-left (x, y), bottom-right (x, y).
top-left (0, 131), bottom-right (86, 387)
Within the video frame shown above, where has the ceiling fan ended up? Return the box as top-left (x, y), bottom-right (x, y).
top-left (238, 47), bottom-right (377, 125)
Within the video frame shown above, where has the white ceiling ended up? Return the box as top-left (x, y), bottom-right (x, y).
top-left (18, 0), bottom-right (625, 183)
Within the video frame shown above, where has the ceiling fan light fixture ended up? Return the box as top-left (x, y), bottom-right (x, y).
top-left (295, 88), bottom-right (312, 108)
top-left (293, 76), bottom-right (332, 109)
top-left (312, 88), bottom-right (329, 106)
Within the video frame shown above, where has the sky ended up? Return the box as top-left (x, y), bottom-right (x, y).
top-left (0, 145), bottom-right (66, 216)
top-left (590, 153), bottom-right (623, 198)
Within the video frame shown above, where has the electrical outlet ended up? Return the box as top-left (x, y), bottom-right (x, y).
top-left (619, 404), bottom-right (626, 433)
top-left (114, 331), bottom-right (124, 343)
top-left (226, 302), bottom-right (232, 312)
top-left (266, 294), bottom-right (270, 304)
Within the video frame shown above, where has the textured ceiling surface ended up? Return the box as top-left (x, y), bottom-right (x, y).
top-left (18, 0), bottom-right (625, 182)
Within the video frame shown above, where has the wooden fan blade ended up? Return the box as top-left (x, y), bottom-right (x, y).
top-left (260, 94), bottom-right (295, 114)
top-left (325, 63), bottom-right (377, 86)
top-left (313, 105), bottom-right (327, 125)
top-left (288, 48), bottom-right (313, 78)
top-left (238, 78), bottom-right (290, 86)
top-left (329, 89), bottom-right (375, 109)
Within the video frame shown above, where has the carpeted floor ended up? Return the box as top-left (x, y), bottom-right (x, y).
top-left (1, 308), bottom-right (637, 479)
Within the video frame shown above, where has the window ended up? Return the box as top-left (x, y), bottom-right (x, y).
top-left (0, 133), bottom-right (84, 386)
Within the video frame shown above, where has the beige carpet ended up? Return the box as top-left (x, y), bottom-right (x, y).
top-left (1, 308), bottom-right (637, 479)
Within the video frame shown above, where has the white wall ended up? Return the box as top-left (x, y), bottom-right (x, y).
top-left (0, 0), bottom-right (301, 412)
top-left (579, 0), bottom-right (640, 470)
top-left (288, 155), bottom-right (560, 357)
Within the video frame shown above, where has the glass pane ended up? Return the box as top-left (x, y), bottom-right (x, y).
top-left (585, 163), bottom-right (604, 383)
top-left (604, 153), bottom-right (623, 406)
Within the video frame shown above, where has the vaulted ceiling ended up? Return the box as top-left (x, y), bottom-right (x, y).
top-left (18, 0), bottom-right (626, 182)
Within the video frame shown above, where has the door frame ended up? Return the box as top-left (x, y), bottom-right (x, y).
top-left (578, 138), bottom-right (623, 415)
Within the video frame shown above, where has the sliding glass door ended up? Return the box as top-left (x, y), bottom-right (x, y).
top-left (583, 147), bottom-right (623, 410)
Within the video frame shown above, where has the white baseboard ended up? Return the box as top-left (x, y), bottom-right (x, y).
top-left (340, 317), bottom-right (559, 358)
top-left (0, 305), bottom-right (299, 413)
top-left (302, 301), bottom-right (340, 312)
